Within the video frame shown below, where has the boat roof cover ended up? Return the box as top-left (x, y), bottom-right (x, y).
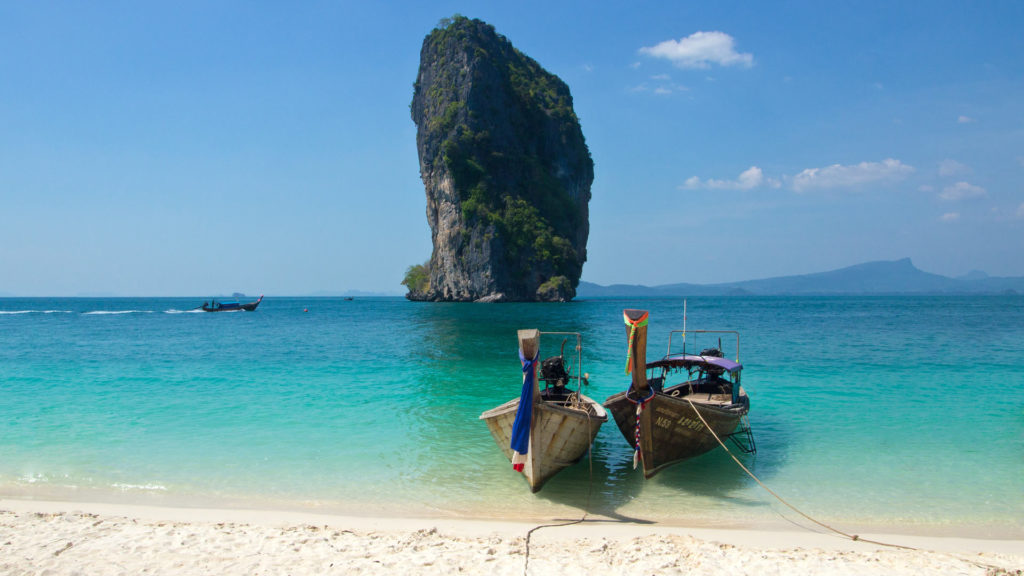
top-left (648, 354), bottom-right (742, 373)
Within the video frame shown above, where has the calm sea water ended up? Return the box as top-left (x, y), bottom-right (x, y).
top-left (1, 296), bottom-right (1021, 537)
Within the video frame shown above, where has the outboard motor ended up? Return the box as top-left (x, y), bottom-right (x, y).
top-left (700, 347), bottom-right (726, 378)
top-left (541, 356), bottom-right (570, 388)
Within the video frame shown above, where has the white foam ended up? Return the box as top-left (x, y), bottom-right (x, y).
top-left (82, 310), bottom-right (154, 315)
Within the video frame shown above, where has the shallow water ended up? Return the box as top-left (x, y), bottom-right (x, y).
top-left (1, 296), bottom-right (1021, 536)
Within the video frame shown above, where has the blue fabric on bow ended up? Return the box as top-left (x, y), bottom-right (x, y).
top-left (509, 349), bottom-right (540, 456)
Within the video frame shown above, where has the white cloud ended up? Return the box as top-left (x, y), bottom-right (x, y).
top-left (940, 181), bottom-right (986, 201)
top-left (918, 185), bottom-right (934, 192)
top-left (650, 80), bottom-right (688, 95)
top-left (640, 31), bottom-right (753, 69)
top-left (940, 212), bottom-right (960, 222)
top-left (938, 159), bottom-right (970, 177)
top-left (1016, 202), bottom-right (1024, 218)
top-left (683, 166), bottom-right (780, 190)
top-left (651, 74), bottom-right (671, 81)
top-left (958, 115), bottom-right (974, 124)
top-left (791, 158), bottom-right (914, 192)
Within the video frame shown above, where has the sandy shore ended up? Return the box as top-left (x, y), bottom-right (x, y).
top-left (2, 499), bottom-right (1021, 575)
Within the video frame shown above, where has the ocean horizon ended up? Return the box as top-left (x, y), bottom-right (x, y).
top-left (2, 295), bottom-right (1022, 539)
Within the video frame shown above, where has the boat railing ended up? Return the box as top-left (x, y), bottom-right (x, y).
top-left (539, 331), bottom-right (585, 392)
top-left (667, 330), bottom-right (740, 362)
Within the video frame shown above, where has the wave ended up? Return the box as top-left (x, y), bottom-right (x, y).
top-left (164, 309), bottom-right (204, 314)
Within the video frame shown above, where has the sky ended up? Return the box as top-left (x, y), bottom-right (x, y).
top-left (1, 1), bottom-right (1022, 296)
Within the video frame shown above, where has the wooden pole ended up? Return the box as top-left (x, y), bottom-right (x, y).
top-left (517, 329), bottom-right (541, 405)
top-left (624, 309), bottom-right (648, 392)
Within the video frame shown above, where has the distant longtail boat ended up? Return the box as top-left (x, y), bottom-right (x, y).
top-left (200, 295), bottom-right (263, 312)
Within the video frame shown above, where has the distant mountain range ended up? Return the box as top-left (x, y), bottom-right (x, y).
top-left (577, 258), bottom-right (1024, 297)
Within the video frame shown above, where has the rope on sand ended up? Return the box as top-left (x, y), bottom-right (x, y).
top-left (522, 411), bottom-right (596, 576)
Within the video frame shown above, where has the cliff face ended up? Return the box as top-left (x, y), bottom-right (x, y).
top-left (408, 16), bottom-right (592, 302)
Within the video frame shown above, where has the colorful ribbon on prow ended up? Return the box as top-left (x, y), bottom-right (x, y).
top-left (509, 349), bottom-right (540, 472)
top-left (634, 402), bottom-right (645, 469)
top-left (624, 310), bottom-right (651, 470)
top-left (623, 310), bottom-right (649, 374)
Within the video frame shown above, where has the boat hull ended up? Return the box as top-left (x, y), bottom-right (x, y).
top-left (480, 392), bottom-right (607, 492)
top-left (604, 385), bottom-right (748, 479)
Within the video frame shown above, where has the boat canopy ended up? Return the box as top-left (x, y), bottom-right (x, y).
top-left (647, 354), bottom-right (742, 374)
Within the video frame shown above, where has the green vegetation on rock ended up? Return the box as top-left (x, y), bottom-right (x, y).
top-left (401, 261), bottom-right (430, 296)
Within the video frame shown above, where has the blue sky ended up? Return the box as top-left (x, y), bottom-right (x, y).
top-left (2, 1), bottom-right (1022, 296)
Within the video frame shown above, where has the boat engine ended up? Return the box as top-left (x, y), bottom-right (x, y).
top-left (541, 356), bottom-right (569, 388)
top-left (700, 347), bottom-right (726, 377)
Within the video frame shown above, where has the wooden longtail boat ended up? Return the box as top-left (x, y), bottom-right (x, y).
top-left (479, 329), bottom-right (607, 492)
top-left (603, 309), bottom-right (754, 479)
top-left (200, 295), bottom-right (263, 312)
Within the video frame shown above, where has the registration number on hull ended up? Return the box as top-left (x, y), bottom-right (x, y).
top-left (654, 411), bottom-right (704, 432)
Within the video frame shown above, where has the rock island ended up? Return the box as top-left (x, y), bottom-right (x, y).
top-left (405, 16), bottom-right (593, 302)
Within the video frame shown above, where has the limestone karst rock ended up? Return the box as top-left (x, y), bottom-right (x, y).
top-left (406, 16), bottom-right (593, 302)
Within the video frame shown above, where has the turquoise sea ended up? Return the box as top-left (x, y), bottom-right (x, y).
top-left (1, 296), bottom-right (1022, 538)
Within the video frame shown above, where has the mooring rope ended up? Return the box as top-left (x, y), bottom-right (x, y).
top-left (682, 396), bottom-right (915, 550)
top-left (684, 396), bottom-right (1020, 573)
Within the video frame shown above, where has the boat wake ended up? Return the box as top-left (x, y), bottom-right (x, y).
top-left (164, 309), bottom-right (204, 314)
top-left (0, 310), bottom-right (73, 315)
top-left (81, 310), bottom-right (154, 315)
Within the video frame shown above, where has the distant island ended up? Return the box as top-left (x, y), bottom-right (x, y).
top-left (577, 258), bottom-right (1024, 297)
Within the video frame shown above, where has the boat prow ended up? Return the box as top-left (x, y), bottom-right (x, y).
top-left (240, 295), bottom-right (264, 311)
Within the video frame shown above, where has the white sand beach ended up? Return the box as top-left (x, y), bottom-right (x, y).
top-left (2, 499), bottom-right (1021, 575)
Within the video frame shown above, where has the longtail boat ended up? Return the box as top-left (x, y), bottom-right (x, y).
top-left (603, 309), bottom-right (755, 479)
top-left (200, 295), bottom-right (263, 312)
top-left (479, 329), bottom-right (607, 492)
